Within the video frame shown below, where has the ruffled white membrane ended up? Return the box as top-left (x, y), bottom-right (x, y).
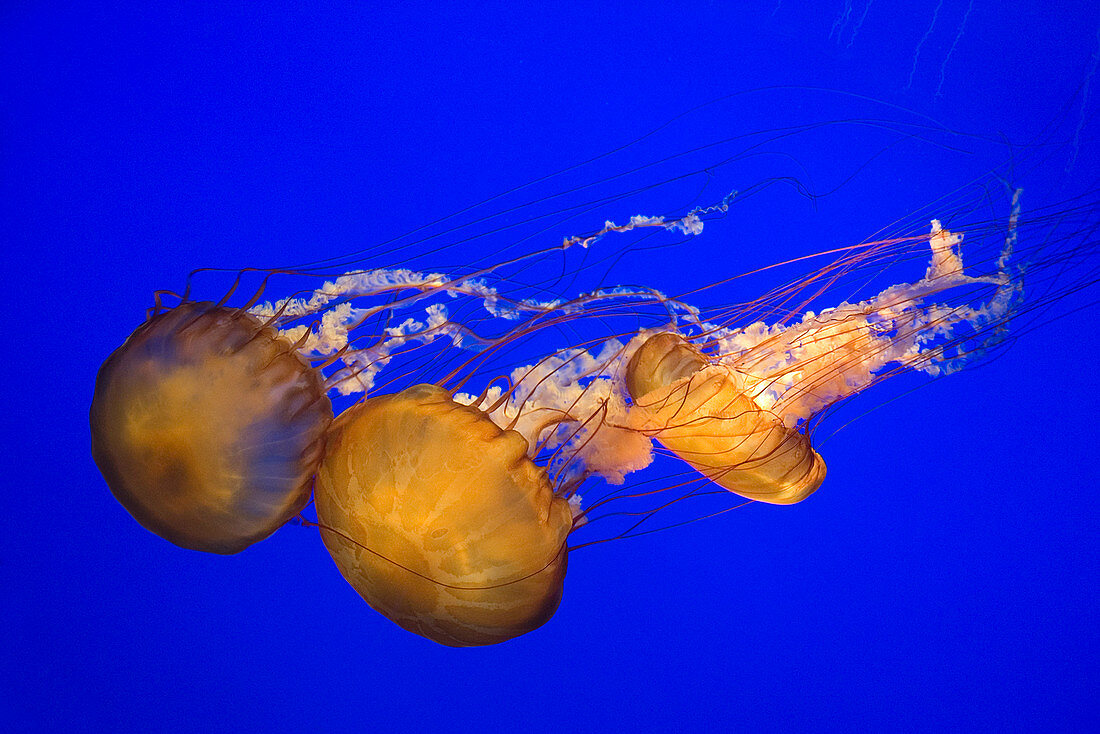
top-left (250, 199), bottom-right (1021, 504)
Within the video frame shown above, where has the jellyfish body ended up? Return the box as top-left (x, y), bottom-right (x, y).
top-left (90, 302), bottom-right (333, 554)
top-left (625, 332), bottom-right (827, 504)
top-left (315, 383), bottom-right (573, 647)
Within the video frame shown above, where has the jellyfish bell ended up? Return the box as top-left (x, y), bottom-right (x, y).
top-left (624, 331), bottom-right (827, 504)
top-left (90, 301), bottom-right (333, 554)
top-left (314, 383), bottom-right (573, 647)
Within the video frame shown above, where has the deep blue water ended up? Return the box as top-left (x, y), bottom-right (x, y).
top-left (4, 2), bottom-right (1099, 731)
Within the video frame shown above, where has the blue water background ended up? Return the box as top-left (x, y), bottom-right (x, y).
top-left (3, 2), bottom-right (1099, 731)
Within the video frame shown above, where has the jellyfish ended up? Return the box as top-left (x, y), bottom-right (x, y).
top-left (623, 330), bottom-right (827, 504)
top-left (315, 383), bottom-right (572, 647)
top-left (617, 218), bottom-right (1019, 506)
top-left (90, 301), bottom-right (333, 554)
top-left (90, 98), bottom-right (1100, 645)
